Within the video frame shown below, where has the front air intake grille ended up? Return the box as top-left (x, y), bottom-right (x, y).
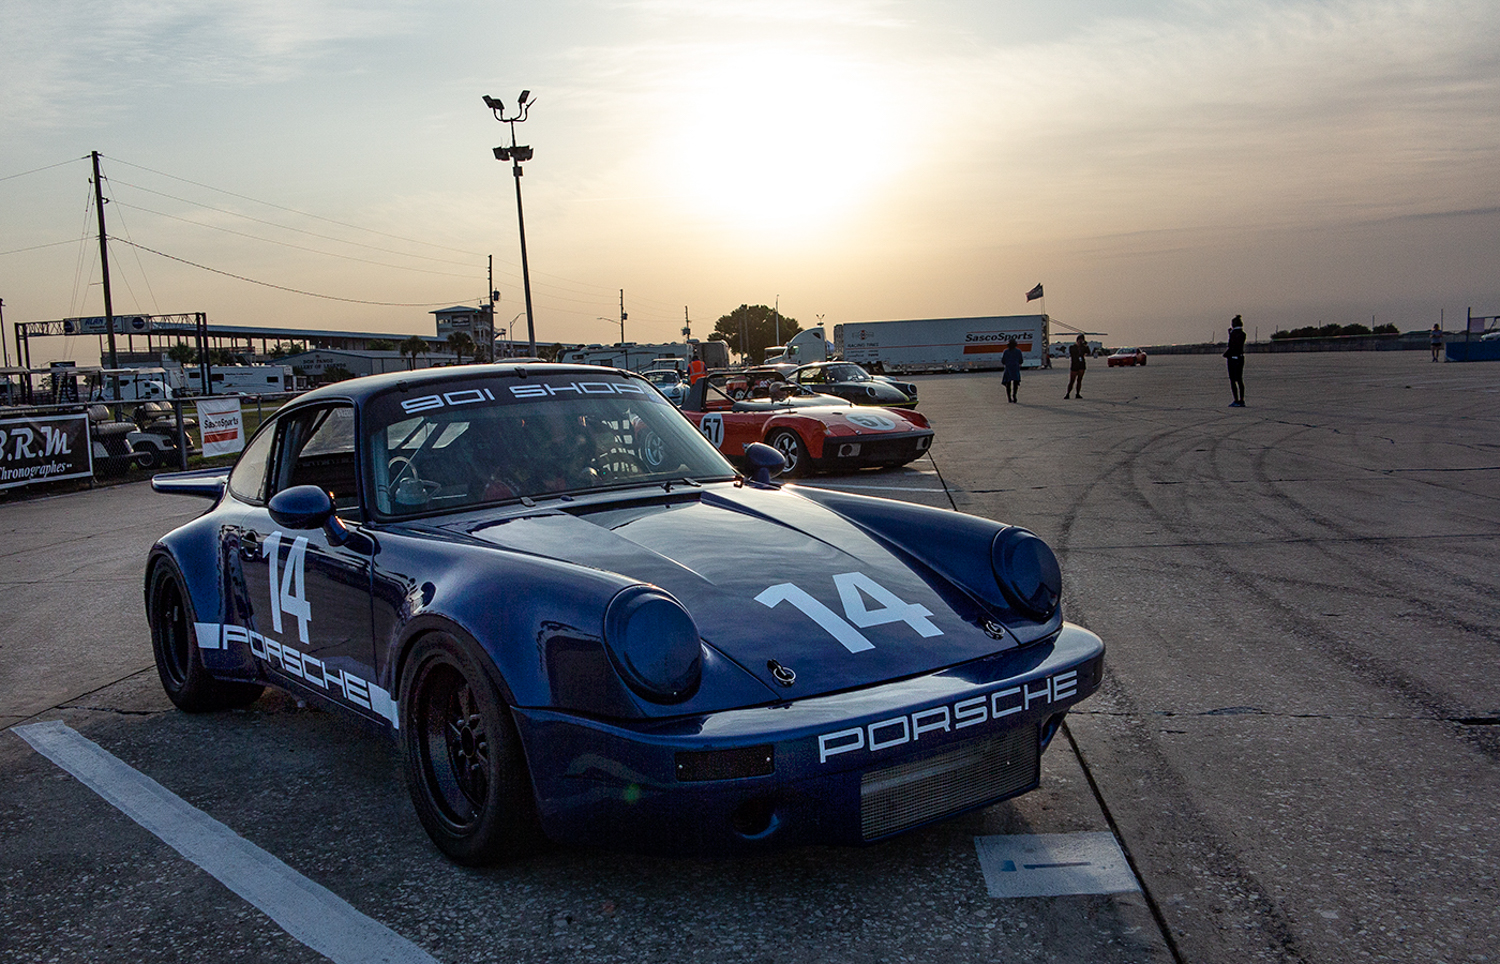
top-left (860, 727), bottom-right (1038, 840)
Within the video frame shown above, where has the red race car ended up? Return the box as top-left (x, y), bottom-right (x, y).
top-left (1106, 347), bottom-right (1148, 367)
top-left (680, 378), bottom-right (933, 476)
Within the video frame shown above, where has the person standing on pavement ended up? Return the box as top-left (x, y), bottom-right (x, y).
top-left (1000, 337), bottom-right (1023, 403)
top-left (1224, 315), bottom-right (1247, 407)
top-left (1065, 334), bottom-right (1087, 399)
top-left (1430, 324), bottom-right (1443, 362)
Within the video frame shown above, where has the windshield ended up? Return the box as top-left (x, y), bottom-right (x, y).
top-left (363, 371), bottom-right (736, 517)
top-left (826, 364), bottom-right (870, 382)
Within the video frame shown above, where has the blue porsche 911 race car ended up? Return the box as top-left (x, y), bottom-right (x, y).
top-left (146, 363), bottom-right (1103, 864)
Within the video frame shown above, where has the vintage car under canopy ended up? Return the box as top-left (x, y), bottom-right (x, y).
top-left (145, 363), bottom-right (1103, 863)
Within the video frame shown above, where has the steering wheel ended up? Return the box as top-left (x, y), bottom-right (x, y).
top-left (387, 455), bottom-right (441, 507)
top-left (593, 448), bottom-right (646, 481)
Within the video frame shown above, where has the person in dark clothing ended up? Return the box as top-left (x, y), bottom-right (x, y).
top-left (1224, 315), bottom-right (1247, 407)
top-left (1065, 334), bottom-right (1087, 398)
top-left (1000, 337), bottom-right (1023, 402)
top-left (1430, 324), bottom-right (1443, 362)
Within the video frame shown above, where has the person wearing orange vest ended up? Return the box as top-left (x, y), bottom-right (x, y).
top-left (688, 354), bottom-right (706, 384)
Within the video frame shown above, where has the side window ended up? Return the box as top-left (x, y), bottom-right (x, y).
top-left (227, 422), bottom-right (277, 503)
top-left (273, 405), bottom-right (361, 518)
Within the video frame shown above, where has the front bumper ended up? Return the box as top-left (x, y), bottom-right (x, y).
top-left (811, 429), bottom-right (934, 470)
top-left (512, 622), bottom-right (1103, 855)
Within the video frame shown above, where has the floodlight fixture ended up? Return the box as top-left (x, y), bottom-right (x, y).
top-left (484, 89), bottom-right (539, 355)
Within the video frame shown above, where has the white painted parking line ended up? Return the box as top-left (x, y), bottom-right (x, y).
top-left (974, 832), bottom-right (1140, 898)
top-left (11, 721), bottom-right (437, 964)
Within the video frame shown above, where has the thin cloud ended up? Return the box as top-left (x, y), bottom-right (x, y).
top-left (2, 0), bottom-right (414, 128)
top-left (616, 0), bottom-right (911, 29)
top-left (922, 0), bottom-right (1500, 235)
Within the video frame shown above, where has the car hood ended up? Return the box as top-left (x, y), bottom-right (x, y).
top-left (450, 485), bottom-right (1006, 698)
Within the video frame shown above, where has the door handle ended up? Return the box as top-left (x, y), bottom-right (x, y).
top-left (240, 532), bottom-right (261, 561)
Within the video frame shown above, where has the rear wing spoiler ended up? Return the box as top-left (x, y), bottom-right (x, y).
top-left (151, 467), bottom-right (229, 500)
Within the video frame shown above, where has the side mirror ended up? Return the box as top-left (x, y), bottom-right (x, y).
top-left (744, 442), bottom-right (786, 484)
top-left (269, 484), bottom-right (337, 529)
top-left (269, 485), bottom-right (354, 545)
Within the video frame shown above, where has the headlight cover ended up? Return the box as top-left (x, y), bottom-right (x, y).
top-left (603, 587), bottom-right (703, 703)
top-left (990, 527), bottom-right (1062, 619)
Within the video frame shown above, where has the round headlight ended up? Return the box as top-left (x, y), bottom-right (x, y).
top-left (990, 527), bottom-right (1062, 618)
top-left (603, 587), bottom-right (703, 703)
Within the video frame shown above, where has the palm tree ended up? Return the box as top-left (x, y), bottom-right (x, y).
top-left (400, 335), bottom-right (428, 371)
top-left (446, 331), bottom-right (474, 366)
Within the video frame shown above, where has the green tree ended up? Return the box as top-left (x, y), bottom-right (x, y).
top-left (367, 338), bottom-right (397, 352)
top-left (712, 304), bottom-right (800, 365)
top-left (166, 342), bottom-right (196, 365)
top-left (399, 335), bottom-right (428, 370)
top-left (446, 331), bottom-right (474, 365)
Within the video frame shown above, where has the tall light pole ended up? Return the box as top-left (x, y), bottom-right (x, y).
top-left (484, 91), bottom-right (537, 356)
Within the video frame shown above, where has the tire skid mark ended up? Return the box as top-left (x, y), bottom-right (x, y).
top-left (1247, 426), bottom-right (1500, 645)
top-left (1055, 421), bottom-right (1314, 964)
top-left (1112, 417), bottom-right (1499, 762)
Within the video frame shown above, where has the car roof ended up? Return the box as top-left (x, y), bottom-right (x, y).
top-left (289, 363), bottom-right (641, 406)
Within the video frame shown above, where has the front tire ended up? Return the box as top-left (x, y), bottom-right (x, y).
top-left (148, 562), bottom-right (263, 712)
top-left (400, 632), bottom-right (544, 865)
top-left (767, 429), bottom-right (809, 477)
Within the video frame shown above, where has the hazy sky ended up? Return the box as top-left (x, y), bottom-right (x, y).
top-left (3, 0), bottom-right (1498, 365)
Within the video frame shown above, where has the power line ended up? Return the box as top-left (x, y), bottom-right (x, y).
top-left (112, 200), bottom-right (483, 280)
top-left (0, 156), bottom-right (85, 184)
top-left (110, 179), bottom-right (482, 269)
top-left (104, 155), bottom-right (486, 259)
top-left (113, 239), bottom-right (471, 307)
top-left (101, 183), bottom-right (163, 316)
top-left (0, 240), bottom-right (80, 257)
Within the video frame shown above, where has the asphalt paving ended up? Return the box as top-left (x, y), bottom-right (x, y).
top-left (2, 350), bottom-right (1495, 963)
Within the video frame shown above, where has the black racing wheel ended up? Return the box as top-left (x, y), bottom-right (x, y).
top-left (147, 562), bottom-right (264, 712)
top-left (400, 632), bottom-right (545, 864)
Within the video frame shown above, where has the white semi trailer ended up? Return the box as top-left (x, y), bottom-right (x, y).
top-left (558, 340), bottom-right (730, 372)
top-left (834, 315), bottom-right (1050, 373)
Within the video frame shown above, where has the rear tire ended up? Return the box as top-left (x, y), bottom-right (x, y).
top-left (767, 429), bottom-right (809, 477)
top-left (400, 632), bottom-right (545, 865)
top-left (134, 446), bottom-right (158, 469)
top-left (148, 562), bottom-right (264, 712)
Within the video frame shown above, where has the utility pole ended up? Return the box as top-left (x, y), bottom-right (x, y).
top-left (484, 92), bottom-right (537, 356)
top-left (774, 296), bottom-right (780, 348)
top-left (619, 289), bottom-right (627, 344)
top-left (487, 255), bottom-right (497, 361)
top-left (91, 151), bottom-right (120, 377)
top-left (0, 297), bottom-right (9, 368)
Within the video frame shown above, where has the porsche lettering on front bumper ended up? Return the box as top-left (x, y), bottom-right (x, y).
top-left (512, 622), bottom-right (1103, 855)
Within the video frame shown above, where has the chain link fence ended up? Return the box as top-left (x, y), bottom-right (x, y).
top-left (1, 393), bottom-right (300, 495)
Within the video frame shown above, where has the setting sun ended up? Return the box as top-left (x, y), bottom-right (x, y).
top-left (668, 47), bottom-right (902, 230)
